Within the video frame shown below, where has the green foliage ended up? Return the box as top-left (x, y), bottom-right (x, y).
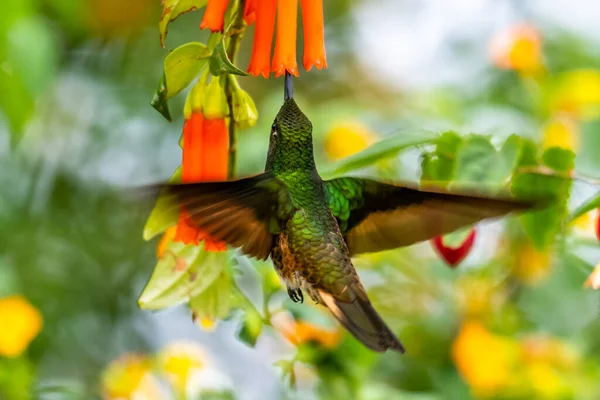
top-left (421, 131), bottom-right (462, 184)
top-left (151, 72), bottom-right (173, 122)
top-left (159, 0), bottom-right (209, 48)
top-left (138, 244), bottom-right (229, 310)
top-left (321, 129), bottom-right (437, 179)
top-left (165, 42), bottom-right (212, 98)
top-left (190, 270), bottom-right (232, 323)
top-left (512, 147), bottom-right (575, 249)
top-left (143, 167), bottom-right (181, 240)
top-left (0, 2), bottom-right (58, 144)
top-left (209, 40), bottom-right (249, 77)
top-left (569, 191), bottom-right (600, 222)
top-left (0, 358), bottom-right (34, 400)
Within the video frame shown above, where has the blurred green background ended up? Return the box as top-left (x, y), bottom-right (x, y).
top-left (2, 0), bottom-right (600, 399)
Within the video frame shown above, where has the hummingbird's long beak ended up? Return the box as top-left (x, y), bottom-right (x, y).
top-left (284, 71), bottom-right (294, 100)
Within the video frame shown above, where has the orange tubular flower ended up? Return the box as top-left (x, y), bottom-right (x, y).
top-left (247, 0), bottom-right (277, 77)
top-left (272, 0), bottom-right (299, 77)
top-left (175, 112), bottom-right (206, 246)
top-left (200, 0), bottom-right (230, 33)
top-left (243, 0), bottom-right (256, 25)
top-left (300, 0), bottom-right (327, 71)
top-left (173, 84), bottom-right (229, 251)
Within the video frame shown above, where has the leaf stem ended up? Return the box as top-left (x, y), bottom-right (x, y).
top-left (225, 1), bottom-right (247, 179)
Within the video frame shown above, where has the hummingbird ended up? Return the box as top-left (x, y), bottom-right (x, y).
top-left (156, 73), bottom-right (538, 353)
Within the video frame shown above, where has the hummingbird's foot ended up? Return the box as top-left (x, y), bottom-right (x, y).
top-left (287, 288), bottom-right (304, 303)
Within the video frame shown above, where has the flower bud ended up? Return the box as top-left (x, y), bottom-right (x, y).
top-left (203, 77), bottom-right (228, 119)
top-left (231, 79), bottom-right (258, 129)
top-left (183, 71), bottom-right (209, 120)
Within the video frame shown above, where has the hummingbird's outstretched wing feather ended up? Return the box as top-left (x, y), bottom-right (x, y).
top-left (155, 173), bottom-right (294, 260)
top-left (324, 177), bottom-right (538, 256)
top-left (318, 283), bottom-right (405, 353)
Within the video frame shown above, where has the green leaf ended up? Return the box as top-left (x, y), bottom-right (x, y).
top-left (512, 147), bottom-right (574, 249)
top-left (568, 192), bottom-right (600, 222)
top-left (209, 40), bottom-right (249, 77)
top-left (237, 306), bottom-right (263, 347)
top-left (321, 129), bottom-right (438, 179)
top-left (452, 134), bottom-right (524, 190)
top-left (159, 0), bottom-right (208, 48)
top-left (0, 67), bottom-right (34, 145)
top-left (542, 147), bottom-right (576, 173)
top-left (190, 271), bottom-right (232, 322)
top-left (452, 136), bottom-right (498, 185)
top-left (199, 391), bottom-right (236, 400)
top-left (164, 42), bottom-right (211, 98)
top-left (7, 16), bottom-right (58, 97)
top-left (138, 244), bottom-right (228, 309)
top-left (420, 131), bottom-right (462, 184)
top-left (150, 72), bottom-right (172, 122)
top-left (143, 167), bottom-right (181, 241)
top-left (440, 227), bottom-right (474, 248)
top-left (0, 357), bottom-right (34, 400)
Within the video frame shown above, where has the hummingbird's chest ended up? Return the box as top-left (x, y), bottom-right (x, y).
top-left (271, 204), bottom-right (346, 289)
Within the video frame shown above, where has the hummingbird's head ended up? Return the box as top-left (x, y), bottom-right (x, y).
top-left (265, 76), bottom-right (315, 173)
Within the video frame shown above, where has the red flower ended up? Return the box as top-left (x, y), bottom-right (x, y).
top-left (243, 0), bottom-right (256, 25)
top-left (271, 0), bottom-right (299, 77)
top-left (174, 97), bottom-right (228, 252)
top-left (202, 0), bottom-right (327, 77)
top-left (200, 0), bottom-right (230, 32)
top-left (431, 229), bottom-right (477, 268)
top-left (596, 208), bottom-right (600, 243)
top-left (299, 0), bottom-right (327, 71)
top-left (247, 0), bottom-right (277, 78)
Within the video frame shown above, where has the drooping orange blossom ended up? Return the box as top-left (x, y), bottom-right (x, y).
top-left (173, 104), bottom-right (228, 252)
top-left (200, 0), bottom-right (230, 32)
top-left (200, 0), bottom-right (327, 77)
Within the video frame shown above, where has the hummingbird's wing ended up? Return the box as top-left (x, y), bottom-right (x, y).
top-left (155, 173), bottom-right (294, 260)
top-left (324, 177), bottom-right (538, 256)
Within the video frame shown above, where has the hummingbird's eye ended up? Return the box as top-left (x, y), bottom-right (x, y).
top-left (271, 123), bottom-right (278, 138)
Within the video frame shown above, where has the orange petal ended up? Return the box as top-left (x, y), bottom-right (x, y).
top-left (174, 209), bottom-right (202, 245)
top-left (244, 0), bottom-right (257, 25)
top-left (300, 0), bottom-right (327, 71)
top-left (272, 0), bottom-right (299, 77)
top-left (200, 118), bottom-right (229, 180)
top-left (198, 117), bottom-right (228, 252)
top-left (248, 0), bottom-right (276, 78)
top-left (203, 238), bottom-right (227, 252)
top-left (200, 0), bottom-right (229, 33)
top-left (181, 113), bottom-right (204, 182)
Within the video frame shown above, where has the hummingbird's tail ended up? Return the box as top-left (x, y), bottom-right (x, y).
top-left (318, 284), bottom-right (406, 353)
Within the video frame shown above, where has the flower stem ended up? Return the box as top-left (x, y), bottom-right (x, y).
top-left (225, 1), bottom-right (247, 179)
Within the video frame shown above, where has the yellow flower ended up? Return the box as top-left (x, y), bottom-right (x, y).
top-left (512, 241), bottom-right (553, 285)
top-left (158, 341), bottom-right (208, 393)
top-left (551, 69), bottom-right (600, 119)
top-left (0, 295), bottom-right (43, 357)
top-left (101, 354), bottom-right (162, 400)
top-left (490, 23), bottom-right (543, 74)
top-left (324, 121), bottom-right (376, 161)
top-left (525, 361), bottom-right (570, 399)
top-left (570, 209), bottom-right (597, 237)
top-left (452, 321), bottom-right (520, 397)
top-left (455, 277), bottom-right (504, 318)
top-left (542, 114), bottom-right (579, 151)
top-left (198, 317), bottom-right (216, 331)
